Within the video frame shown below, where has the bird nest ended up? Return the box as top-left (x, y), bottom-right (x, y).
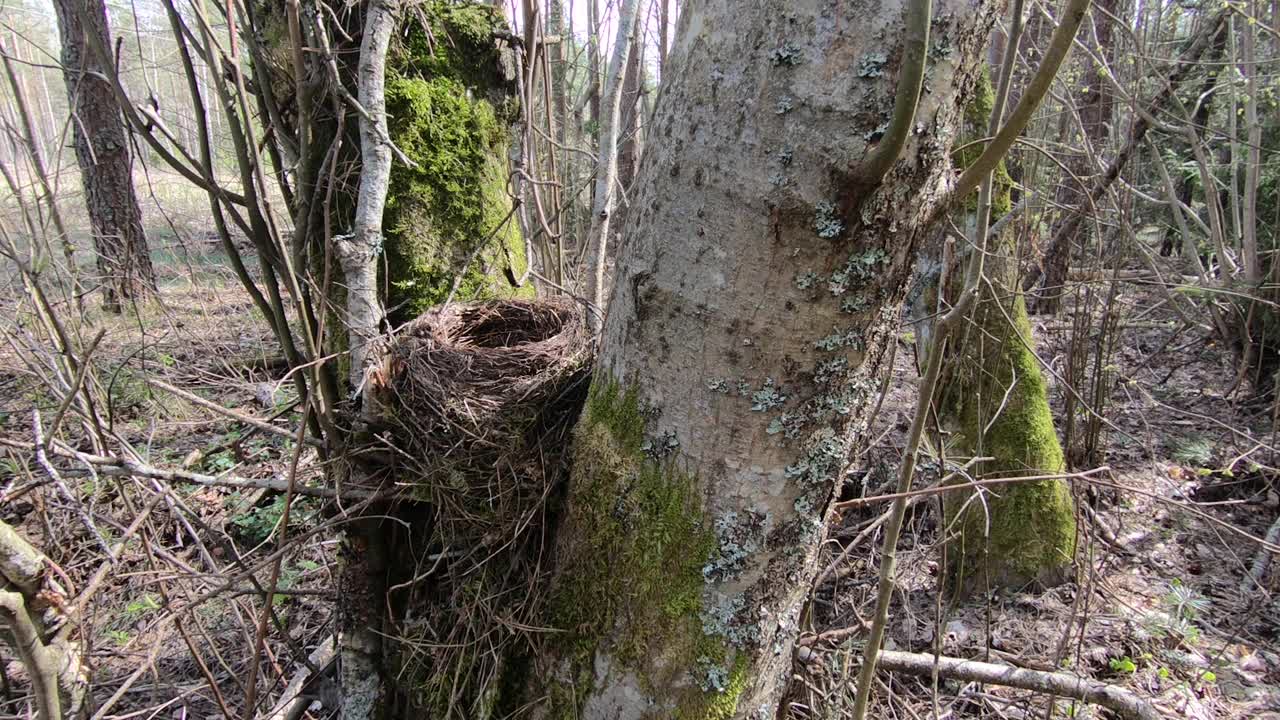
top-left (376, 297), bottom-right (592, 712)
top-left (384, 297), bottom-right (591, 494)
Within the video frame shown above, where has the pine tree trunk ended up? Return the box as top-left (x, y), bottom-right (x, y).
top-left (51, 0), bottom-right (156, 313)
top-left (534, 0), bottom-right (1001, 715)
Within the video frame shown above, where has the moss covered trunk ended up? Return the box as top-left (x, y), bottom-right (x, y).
top-left (380, 0), bottom-right (531, 320)
top-left (281, 0), bottom-right (528, 341)
top-left (258, 2), bottom-right (533, 716)
top-left (938, 71), bottom-right (1076, 594)
top-left (940, 249), bottom-right (1077, 591)
top-left (529, 1), bottom-right (1001, 717)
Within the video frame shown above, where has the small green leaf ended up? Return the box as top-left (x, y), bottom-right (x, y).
top-left (1109, 656), bottom-right (1138, 673)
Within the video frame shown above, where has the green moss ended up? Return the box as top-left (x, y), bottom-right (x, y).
top-left (395, 1), bottom-right (514, 95)
top-left (945, 292), bottom-right (1077, 592)
top-left (937, 60), bottom-right (1073, 593)
top-left (954, 65), bottom-right (1013, 218)
top-left (382, 1), bottom-right (530, 321)
top-left (679, 653), bottom-right (750, 720)
top-left (544, 380), bottom-right (747, 718)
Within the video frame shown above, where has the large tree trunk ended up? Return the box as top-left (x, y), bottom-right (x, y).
top-left (51, 0), bottom-right (156, 313)
top-left (534, 0), bottom-right (1000, 716)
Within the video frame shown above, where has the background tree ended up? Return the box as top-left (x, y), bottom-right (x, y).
top-left (50, 0), bottom-right (156, 312)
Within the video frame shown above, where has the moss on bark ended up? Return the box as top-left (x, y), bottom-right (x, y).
top-left (382, 1), bottom-right (531, 322)
top-left (941, 67), bottom-right (1076, 593)
top-left (943, 289), bottom-right (1077, 591)
top-left (539, 380), bottom-right (749, 719)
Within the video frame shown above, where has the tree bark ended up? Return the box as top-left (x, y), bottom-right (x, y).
top-left (340, 0), bottom-right (395, 390)
top-left (336, 1), bottom-right (397, 718)
top-left (535, 0), bottom-right (1001, 716)
top-left (50, 0), bottom-right (156, 312)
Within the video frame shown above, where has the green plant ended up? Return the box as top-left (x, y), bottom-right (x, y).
top-left (1109, 656), bottom-right (1138, 673)
top-left (1172, 435), bottom-right (1214, 467)
top-left (204, 450), bottom-right (235, 473)
top-left (123, 594), bottom-right (161, 622)
top-left (1142, 580), bottom-right (1209, 645)
top-left (229, 496), bottom-right (317, 546)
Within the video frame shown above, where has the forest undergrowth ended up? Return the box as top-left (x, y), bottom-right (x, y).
top-left (1, 230), bottom-right (1277, 718)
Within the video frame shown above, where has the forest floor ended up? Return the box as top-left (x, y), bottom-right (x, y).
top-left (1, 239), bottom-right (1278, 719)
top-left (805, 257), bottom-right (1280, 719)
top-left (0, 261), bottom-right (334, 718)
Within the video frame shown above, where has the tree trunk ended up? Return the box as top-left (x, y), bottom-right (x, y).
top-left (582, 0), bottom-right (644, 330)
top-left (50, 0), bottom-right (156, 313)
top-left (378, 2), bottom-right (529, 322)
top-left (937, 69), bottom-right (1076, 594)
top-left (617, 21), bottom-right (644, 194)
top-left (534, 0), bottom-right (1000, 715)
top-left (942, 224), bottom-right (1077, 593)
top-left (335, 1), bottom-right (398, 717)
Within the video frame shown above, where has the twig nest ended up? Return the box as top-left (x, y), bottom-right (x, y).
top-left (378, 298), bottom-right (593, 708)
top-left (384, 297), bottom-right (591, 493)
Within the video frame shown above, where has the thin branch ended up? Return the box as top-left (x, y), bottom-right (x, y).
top-left (944, 0), bottom-right (1092, 205)
top-left (851, 0), bottom-right (932, 184)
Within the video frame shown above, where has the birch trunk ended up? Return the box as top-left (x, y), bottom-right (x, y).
top-left (537, 0), bottom-right (1001, 715)
top-left (582, 0), bottom-right (644, 330)
top-left (339, 0), bottom-right (395, 390)
top-left (335, 2), bottom-right (397, 718)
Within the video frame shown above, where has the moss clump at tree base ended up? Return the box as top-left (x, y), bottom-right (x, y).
top-left (943, 293), bottom-right (1078, 594)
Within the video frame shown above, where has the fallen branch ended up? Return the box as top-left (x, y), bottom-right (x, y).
top-left (874, 650), bottom-right (1159, 720)
top-left (144, 377), bottom-right (323, 448)
top-left (267, 635), bottom-right (336, 720)
top-left (0, 438), bottom-right (381, 500)
top-left (32, 411), bottom-right (112, 555)
top-left (0, 521), bottom-right (86, 718)
top-left (0, 590), bottom-right (62, 720)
